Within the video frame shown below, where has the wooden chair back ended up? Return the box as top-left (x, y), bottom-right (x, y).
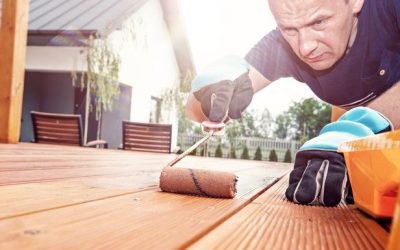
top-left (31, 111), bottom-right (83, 146)
top-left (122, 121), bottom-right (172, 153)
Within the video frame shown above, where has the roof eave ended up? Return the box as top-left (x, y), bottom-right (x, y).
top-left (27, 30), bottom-right (96, 47)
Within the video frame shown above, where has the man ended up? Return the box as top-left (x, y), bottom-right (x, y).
top-left (186, 0), bottom-right (399, 206)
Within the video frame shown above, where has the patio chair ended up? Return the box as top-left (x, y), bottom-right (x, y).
top-left (122, 121), bottom-right (172, 153)
top-left (30, 111), bottom-right (108, 148)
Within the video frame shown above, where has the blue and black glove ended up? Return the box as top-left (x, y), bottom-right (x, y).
top-left (285, 107), bottom-right (393, 206)
top-left (191, 56), bottom-right (253, 122)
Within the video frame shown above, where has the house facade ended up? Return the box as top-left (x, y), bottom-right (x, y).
top-left (11, 0), bottom-right (195, 148)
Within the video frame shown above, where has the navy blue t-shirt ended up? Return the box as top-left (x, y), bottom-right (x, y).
top-left (245, 0), bottom-right (400, 108)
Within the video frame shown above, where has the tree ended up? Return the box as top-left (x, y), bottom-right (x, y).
top-left (273, 98), bottom-right (331, 141)
top-left (72, 34), bottom-right (121, 142)
top-left (177, 71), bottom-right (198, 134)
top-left (256, 108), bottom-right (273, 138)
top-left (215, 144), bottom-right (223, 158)
top-left (241, 145), bottom-right (250, 159)
top-left (225, 119), bottom-right (241, 147)
top-left (288, 98), bottom-right (331, 140)
top-left (225, 110), bottom-right (262, 147)
top-left (238, 110), bottom-right (259, 137)
top-left (284, 149), bottom-right (292, 163)
top-left (274, 114), bottom-right (291, 139)
top-left (254, 146), bottom-right (262, 161)
top-left (269, 149), bottom-right (278, 162)
top-left (160, 70), bottom-right (197, 134)
top-left (160, 87), bottom-right (192, 132)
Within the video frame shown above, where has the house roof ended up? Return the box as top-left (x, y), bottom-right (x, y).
top-left (0, 0), bottom-right (148, 46)
top-left (0, 0), bottom-right (195, 75)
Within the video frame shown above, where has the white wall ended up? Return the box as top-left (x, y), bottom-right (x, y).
top-left (24, 0), bottom-right (182, 148)
top-left (25, 0), bottom-right (181, 109)
top-left (26, 46), bottom-right (87, 72)
top-left (108, 0), bottom-right (181, 109)
top-left (107, 0), bottom-right (181, 147)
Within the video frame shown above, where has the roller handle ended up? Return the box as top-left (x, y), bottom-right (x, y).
top-left (166, 121), bottom-right (224, 167)
top-left (166, 130), bottom-right (214, 167)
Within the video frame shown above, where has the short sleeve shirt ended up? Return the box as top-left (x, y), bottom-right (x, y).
top-left (245, 0), bottom-right (400, 109)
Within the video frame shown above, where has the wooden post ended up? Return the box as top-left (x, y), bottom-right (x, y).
top-left (0, 0), bottom-right (30, 143)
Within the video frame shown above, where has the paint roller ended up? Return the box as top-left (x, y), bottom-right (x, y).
top-left (159, 121), bottom-right (238, 198)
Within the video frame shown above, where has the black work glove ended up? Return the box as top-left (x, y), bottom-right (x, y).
top-left (285, 150), bottom-right (349, 206)
top-left (285, 107), bottom-right (393, 207)
top-left (193, 72), bottom-right (253, 122)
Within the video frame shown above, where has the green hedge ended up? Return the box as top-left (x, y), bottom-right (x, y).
top-left (269, 149), bottom-right (278, 162)
top-left (254, 146), bottom-right (262, 161)
top-left (215, 144), bottom-right (223, 158)
top-left (241, 145), bottom-right (250, 160)
top-left (284, 149), bottom-right (292, 163)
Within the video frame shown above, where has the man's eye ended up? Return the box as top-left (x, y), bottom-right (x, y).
top-left (312, 19), bottom-right (326, 29)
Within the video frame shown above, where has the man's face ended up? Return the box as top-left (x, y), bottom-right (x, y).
top-left (269, 0), bottom-right (363, 70)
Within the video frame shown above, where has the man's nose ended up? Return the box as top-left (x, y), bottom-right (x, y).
top-left (298, 29), bottom-right (318, 58)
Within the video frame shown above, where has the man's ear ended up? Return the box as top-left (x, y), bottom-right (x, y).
top-left (350, 0), bottom-right (365, 14)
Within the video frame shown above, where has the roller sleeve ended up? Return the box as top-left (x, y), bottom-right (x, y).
top-left (159, 167), bottom-right (238, 198)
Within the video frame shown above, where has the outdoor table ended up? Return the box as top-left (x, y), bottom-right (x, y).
top-left (0, 143), bottom-right (389, 249)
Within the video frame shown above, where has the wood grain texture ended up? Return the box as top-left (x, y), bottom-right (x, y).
top-left (0, 143), bottom-right (388, 249)
top-left (0, 143), bottom-right (289, 249)
top-left (189, 175), bottom-right (389, 250)
top-left (0, 190), bottom-right (247, 249)
top-left (0, 0), bottom-right (30, 143)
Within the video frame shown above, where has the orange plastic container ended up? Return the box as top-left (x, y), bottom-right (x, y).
top-left (388, 187), bottom-right (400, 250)
top-left (338, 130), bottom-right (400, 218)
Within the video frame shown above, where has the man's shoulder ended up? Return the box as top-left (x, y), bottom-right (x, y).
top-left (245, 28), bottom-right (302, 82)
top-left (363, 0), bottom-right (400, 14)
top-left (258, 29), bottom-right (286, 46)
top-left (360, 0), bottom-right (400, 32)
top-left (366, 0), bottom-right (398, 6)
top-left (257, 29), bottom-right (295, 57)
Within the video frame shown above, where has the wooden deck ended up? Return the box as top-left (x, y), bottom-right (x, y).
top-left (0, 143), bottom-right (389, 249)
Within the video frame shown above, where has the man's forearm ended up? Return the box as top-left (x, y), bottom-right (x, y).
top-left (248, 66), bottom-right (272, 93)
top-left (367, 81), bottom-right (400, 129)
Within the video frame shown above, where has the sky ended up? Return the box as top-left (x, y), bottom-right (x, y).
top-left (178, 0), bottom-right (317, 118)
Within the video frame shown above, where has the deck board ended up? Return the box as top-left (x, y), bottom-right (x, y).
top-left (0, 185), bottom-right (281, 249)
top-left (189, 175), bottom-right (389, 250)
top-left (0, 143), bottom-right (290, 249)
top-left (0, 143), bottom-right (389, 249)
